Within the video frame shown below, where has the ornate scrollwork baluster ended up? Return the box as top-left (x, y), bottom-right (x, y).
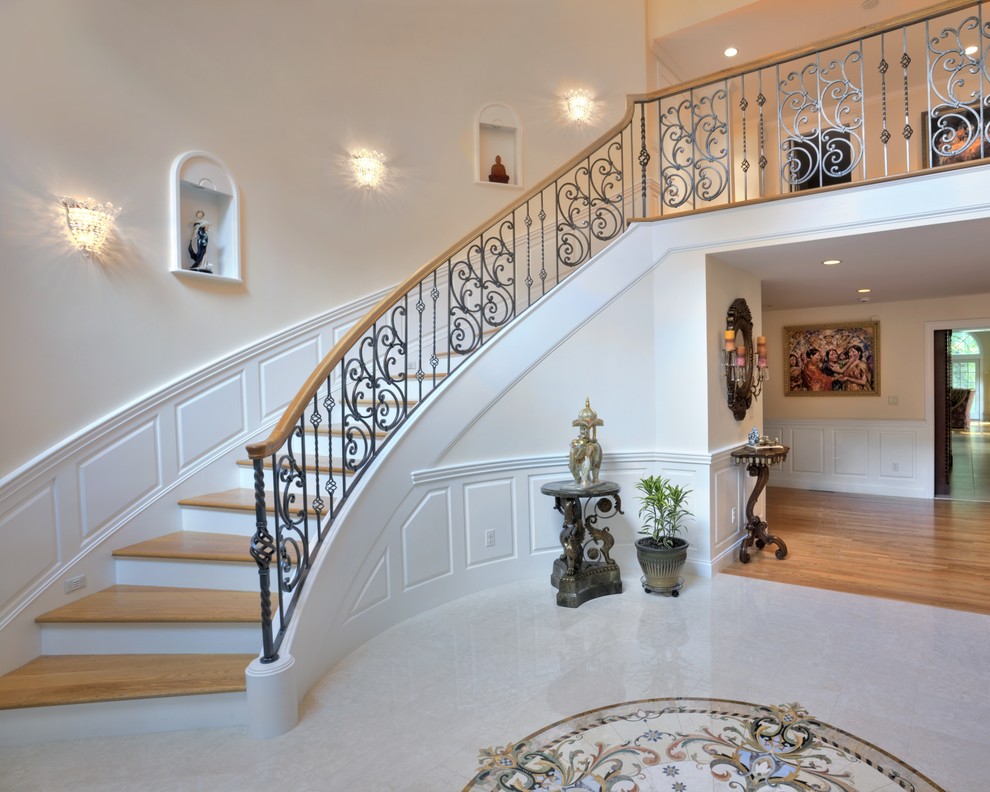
top-left (927, 12), bottom-right (986, 165)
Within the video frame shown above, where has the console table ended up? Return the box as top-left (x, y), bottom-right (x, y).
top-left (730, 446), bottom-right (789, 563)
top-left (540, 480), bottom-right (623, 607)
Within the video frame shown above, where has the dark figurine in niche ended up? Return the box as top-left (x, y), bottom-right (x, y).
top-left (488, 155), bottom-right (510, 183)
top-left (188, 210), bottom-right (211, 272)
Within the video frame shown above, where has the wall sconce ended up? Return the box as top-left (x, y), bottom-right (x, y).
top-left (723, 297), bottom-right (768, 420)
top-left (562, 89), bottom-right (595, 124)
top-left (351, 149), bottom-right (387, 189)
top-left (60, 196), bottom-right (121, 256)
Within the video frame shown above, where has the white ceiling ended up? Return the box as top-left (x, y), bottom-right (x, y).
top-left (653, 0), bottom-right (990, 311)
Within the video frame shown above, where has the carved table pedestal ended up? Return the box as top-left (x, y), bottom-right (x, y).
top-left (540, 480), bottom-right (623, 608)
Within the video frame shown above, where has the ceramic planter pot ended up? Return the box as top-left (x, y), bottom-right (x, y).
top-left (635, 536), bottom-right (688, 595)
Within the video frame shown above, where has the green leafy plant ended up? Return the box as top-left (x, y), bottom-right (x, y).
top-left (635, 475), bottom-right (693, 548)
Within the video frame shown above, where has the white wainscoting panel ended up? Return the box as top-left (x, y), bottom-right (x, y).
top-left (765, 419), bottom-right (927, 497)
top-left (78, 420), bottom-right (161, 541)
top-left (401, 489), bottom-right (452, 589)
top-left (834, 429), bottom-right (869, 477)
top-left (790, 428), bottom-right (825, 474)
top-left (528, 472), bottom-right (570, 555)
top-left (176, 374), bottom-right (246, 471)
top-left (259, 337), bottom-right (321, 420)
top-left (348, 550), bottom-right (390, 620)
top-left (879, 431), bottom-right (915, 479)
top-left (464, 479), bottom-right (516, 567)
top-left (0, 483), bottom-right (59, 609)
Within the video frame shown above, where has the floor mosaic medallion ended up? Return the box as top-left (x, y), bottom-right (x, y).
top-left (463, 697), bottom-right (943, 791)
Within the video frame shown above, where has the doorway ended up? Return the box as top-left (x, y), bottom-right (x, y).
top-left (934, 327), bottom-right (990, 501)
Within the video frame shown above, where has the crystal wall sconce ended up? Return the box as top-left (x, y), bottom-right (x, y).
top-left (562, 89), bottom-right (595, 124)
top-left (351, 150), bottom-right (387, 189)
top-left (60, 196), bottom-right (121, 256)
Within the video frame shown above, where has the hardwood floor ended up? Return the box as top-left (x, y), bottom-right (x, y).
top-left (723, 486), bottom-right (990, 615)
top-left (948, 421), bottom-right (990, 501)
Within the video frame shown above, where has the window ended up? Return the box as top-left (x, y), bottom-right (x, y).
top-left (951, 331), bottom-right (982, 420)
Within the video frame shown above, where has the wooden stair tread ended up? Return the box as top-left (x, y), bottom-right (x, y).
top-left (36, 586), bottom-right (264, 624)
top-left (178, 488), bottom-right (319, 514)
top-left (0, 654), bottom-right (255, 710)
top-left (113, 532), bottom-right (251, 563)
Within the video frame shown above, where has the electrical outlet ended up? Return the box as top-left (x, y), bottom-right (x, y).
top-left (64, 574), bottom-right (86, 594)
top-left (730, 507), bottom-right (737, 525)
top-left (484, 529), bottom-right (495, 547)
top-left (888, 395), bottom-right (899, 405)
top-left (891, 461), bottom-right (900, 473)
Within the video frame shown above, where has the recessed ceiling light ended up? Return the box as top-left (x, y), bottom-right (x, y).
top-left (823, 259), bottom-right (841, 265)
top-left (966, 45), bottom-right (979, 55)
top-left (857, 288), bottom-right (872, 293)
top-left (724, 47), bottom-right (738, 58)
top-left (861, 0), bottom-right (879, 9)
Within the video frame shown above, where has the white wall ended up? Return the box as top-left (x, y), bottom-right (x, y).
top-left (0, 0), bottom-right (648, 478)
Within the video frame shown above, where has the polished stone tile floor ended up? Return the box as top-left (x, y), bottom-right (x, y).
top-left (1, 571), bottom-right (986, 791)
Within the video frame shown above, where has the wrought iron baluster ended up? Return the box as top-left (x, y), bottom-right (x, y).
top-left (741, 73), bottom-right (750, 201)
top-left (758, 69), bottom-right (767, 198)
top-left (430, 268), bottom-right (440, 385)
top-left (900, 23), bottom-right (916, 167)
top-left (250, 458), bottom-right (277, 663)
top-left (880, 31), bottom-right (891, 175)
top-left (638, 104), bottom-right (649, 216)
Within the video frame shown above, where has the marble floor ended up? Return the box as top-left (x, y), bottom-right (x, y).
top-left (2, 571), bottom-right (987, 791)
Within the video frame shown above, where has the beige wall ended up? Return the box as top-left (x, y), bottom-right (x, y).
top-left (763, 293), bottom-right (990, 422)
top-left (0, 0), bottom-right (648, 477)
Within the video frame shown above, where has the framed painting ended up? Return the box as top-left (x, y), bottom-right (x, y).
top-left (923, 104), bottom-right (988, 168)
top-left (784, 321), bottom-right (880, 396)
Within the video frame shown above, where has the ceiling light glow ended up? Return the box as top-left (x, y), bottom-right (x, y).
top-left (724, 47), bottom-right (738, 58)
top-left (823, 259), bottom-right (841, 266)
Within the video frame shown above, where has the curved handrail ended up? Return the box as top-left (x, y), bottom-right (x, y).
top-left (247, 105), bottom-right (642, 461)
top-left (248, 0), bottom-right (990, 662)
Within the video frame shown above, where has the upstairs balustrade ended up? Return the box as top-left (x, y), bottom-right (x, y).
top-left (248, 0), bottom-right (990, 662)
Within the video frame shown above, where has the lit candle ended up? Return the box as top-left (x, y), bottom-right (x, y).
top-left (724, 329), bottom-right (735, 352)
top-left (735, 344), bottom-right (746, 366)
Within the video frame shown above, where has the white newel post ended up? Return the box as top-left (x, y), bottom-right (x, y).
top-left (246, 653), bottom-right (298, 739)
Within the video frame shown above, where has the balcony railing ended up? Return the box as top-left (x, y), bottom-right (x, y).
top-left (248, 0), bottom-right (990, 662)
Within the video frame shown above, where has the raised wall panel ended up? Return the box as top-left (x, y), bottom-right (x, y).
top-left (78, 421), bottom-right (161, 540)
top-left (790, 429), bottom-right (825, 474)
top-left (834, 429), bottom-right (869, 477)
top-left (176, 373), bottom-right (246, 470)
top-left (465, 479), bottom-right (515, 567)
top-left (259, 338), bottom-right (320, 419)
top-left (529, 473), bottom-right (569, 554)
top-left (0, 484), bottom-right (59, 609)
top-left (713, 466), bottom-right (740, 548)
top-left (402, 489), bottom-right (452, 590)
top-left (348, 551), bottom-right (390, 619)
top-left (880, 431), bottom-right (915, 478)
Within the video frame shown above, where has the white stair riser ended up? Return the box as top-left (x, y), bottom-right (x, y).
top-left (237, 464), bottom-right (353, 494)
top-left (181, 505), bottom-right (256, 535)
top-left (180, 504), bottom-right (326, 536)
top-left (40, 622), bottom-right (265, 655)
top-left (0, 691), bottom-right (248, 746)
top-left (114, 558), bottom-right (257, 591)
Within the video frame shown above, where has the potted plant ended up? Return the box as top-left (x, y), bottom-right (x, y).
top-left (635, 475), bottom-right (692, 596)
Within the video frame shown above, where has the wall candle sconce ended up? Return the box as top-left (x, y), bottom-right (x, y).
top-left (723, 297), bottom-right (769, 420)
top-left (562, 89), bottom-right (594, 123)
top-left (60, 196), bottom-right (120, 256)
top-left (351, 149), bottom-right (386, 189)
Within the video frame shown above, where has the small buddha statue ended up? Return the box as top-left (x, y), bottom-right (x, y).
top-left (488, 155), bottom-right (510, 184)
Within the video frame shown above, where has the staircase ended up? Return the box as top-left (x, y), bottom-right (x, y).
top-left (0, 388), bottom-right (427, 742)
top-left (0, 481), bottom-right (282, 741)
